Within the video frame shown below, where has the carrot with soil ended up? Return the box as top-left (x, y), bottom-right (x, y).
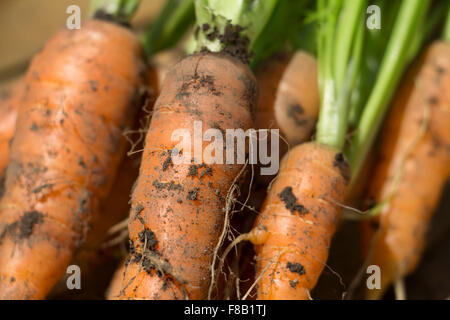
top-left (112, 0), bottom-right (288, 300)
top-left (220, 0), bottom-right (430, 300)
top-left (0, 0), bottom-right (147, 299)
top-left (360, 4), bottom-right (450, 299)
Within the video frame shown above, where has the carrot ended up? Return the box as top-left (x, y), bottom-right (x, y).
top-left (0, 80), bottom-right (24, 176)
top-left (0, 19), bottom-right (146, 299)
top-left (360, 41), bottom-right (450, 299)
top-left (114, 51), bottom-right (256, 300)
top-left (255, 51), bottom-right (319, 147)
top-left (110, 0), bottom-right (294, 300)
top-left (247, 142), bottom-right (349, 299)
top-left (221, 0), bottom-right (430, 300)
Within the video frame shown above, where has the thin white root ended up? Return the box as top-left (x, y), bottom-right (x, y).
top-left (207, 160), bottom-right (248, 300)
top-left (242, 249), bottom-right (287, 300)
top-left (108, 218), bottom-right (129, 235)
top-left (394, 278), bottom-right (406, 300)
top-left (217, 233), bottom-right (252, 284)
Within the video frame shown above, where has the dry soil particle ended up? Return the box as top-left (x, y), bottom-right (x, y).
top-left (0, 210), bottom-right (44, 243)
top-left (201, 21), bottom-right (252, 64)
top-left (279, 186), bottom-right (309, 215)
top-left (152, 180), bottom-right (183, 192)
top-left (286, 262), bottom-right (306, 276)
top-left (187, 163), bottom-right (212, 179)
top-left (187, 188), bottom-right (200, 201)
top-left (18, 211), bottom-right (44, 239)
top-left (32, 183), bottom-right (54, 194)
top-left (138, 228), bottom-right (158, 252)
top-left (162, 150), bottom-right (173, 171)
top-left (88, 80), bottom-right (99, 92)
top-left (332, 153), bottom-right (351, 183)
top-left (289, 279), bottom-right (299, 288)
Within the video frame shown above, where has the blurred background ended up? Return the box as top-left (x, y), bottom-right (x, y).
top-left (0, 0), bottom-right (165, 90)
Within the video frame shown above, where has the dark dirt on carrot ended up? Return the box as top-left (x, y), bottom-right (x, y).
top-left (332, 153), bottom-right (351, 183)
top-left (286, 262), bottom-right (306, 275)
top-left (279, 186), bottom-right (309, 215)
top-left (288, 104), bottom-right (309, 126)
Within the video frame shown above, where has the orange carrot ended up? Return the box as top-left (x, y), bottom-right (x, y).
top-left (244, 142), bottom-right (349, 299)
top-left (114, 52), bottom-right (256, 300)
top-left (0, 20), bottom-right (147, 299)
top-left (360, 41), bottom-right (450, 299)
top-left (255, 51), bottom-right (319, 147)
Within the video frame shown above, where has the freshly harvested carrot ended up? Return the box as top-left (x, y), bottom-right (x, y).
top-left (255, 51), bottom-right (319, 147)
top-left (115, 52), bottom-right (256, 300)
top-left (360, 41), bottom-right (450, 299)
top-left (0, 19), bottom-right (146, 299)
top-left (245, 142), bottom-right (349, 299)
top-left (0, 80), bottom-right (24, 176)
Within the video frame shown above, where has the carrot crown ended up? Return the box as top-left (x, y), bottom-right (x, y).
top-left (315, 0), bottom-right (367, 151)
top-left (191, 0), bottom-right (280, 63)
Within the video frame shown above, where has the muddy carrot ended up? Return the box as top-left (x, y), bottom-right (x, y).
top-left (112, 0), bottom-right (286, 300)
top-left (0, 2), bottom-right (146, 299)
top-left (225, 0), bottom-right (429, 300)
top-left (360, 34), bottom-right (450, 299)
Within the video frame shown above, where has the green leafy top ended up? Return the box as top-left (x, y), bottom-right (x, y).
top-left (141, 0), bottom-right (195, 58)
top-left (192, 0), bottom-right (279, 62)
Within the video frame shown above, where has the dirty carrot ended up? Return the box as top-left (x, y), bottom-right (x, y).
top-left (115, 43), bottom-right (256, 302)
top-left (0, 1), bottom-right (146, 299)
top-left (223, 0), bottom-right (429, 300)
top-left (360, 18), bottom-right (450, 299)
top-left (113, 0), bottom-right (284, 300)
top-left (234, 0), bottom-right (366, 299)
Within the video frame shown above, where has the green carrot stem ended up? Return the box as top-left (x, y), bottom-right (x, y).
top-left (408, 0), bottom-right (448, 62)
top-left (141, 0), bottom-right (195, 58)
top-left (346, 0), bottom-right (431, 186)
top-left (193, 0), bottom-right (279, 57)
top-left (316, 0), bottom-right (366, 151)
top-left (444, 1), bottom-right (450, 42)
top-left (90, 0), bottom-right (140, 23)
top-left (348, 0), bottom-right (402, 128)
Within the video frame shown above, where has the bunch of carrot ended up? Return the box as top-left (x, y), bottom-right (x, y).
top-left (0, 0), bottom-right (449, 300)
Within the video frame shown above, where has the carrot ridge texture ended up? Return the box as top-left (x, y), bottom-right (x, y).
top-left (0, 20), bottom-right (146, 299)
top-left (361, 41), bottom-right (450, 299)
top-left (250, 142), bottom-right (350, 299)
top-left (115, 52), bottom-right (256, 300)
